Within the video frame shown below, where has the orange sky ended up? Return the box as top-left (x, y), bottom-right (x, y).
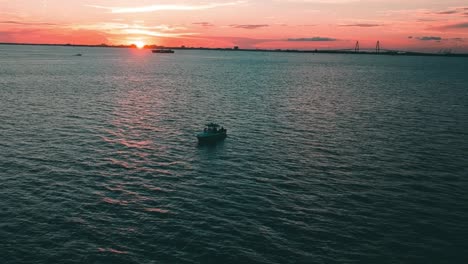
top-left (1, 0), bottom-right (467, 52)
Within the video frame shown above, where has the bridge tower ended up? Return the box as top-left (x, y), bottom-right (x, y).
top-left (376, 41), bottom-right (381, 53)
top-left (355, 41), bottom-right (360, 52)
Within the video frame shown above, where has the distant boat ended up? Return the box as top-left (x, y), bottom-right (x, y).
top-left (152, 49), bottom-right (175, 54)
top-left (196, 123), bottom-right (227, 143)
top-left (74, 53), bottom-right (82, 56)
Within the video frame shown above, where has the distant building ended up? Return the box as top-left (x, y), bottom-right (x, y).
top-left (234, 46), bottom-right (239, 50)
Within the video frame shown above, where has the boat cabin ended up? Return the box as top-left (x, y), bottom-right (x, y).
top-left (203, 123), bottom-right (226, 133)
top-left (197, 123), bottom-right (227, 143)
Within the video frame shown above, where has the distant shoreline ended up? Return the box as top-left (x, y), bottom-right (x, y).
top-left (1, 42), bottom-right (467, 57)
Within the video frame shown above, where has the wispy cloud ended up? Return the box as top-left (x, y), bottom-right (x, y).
top-left (193, 22), bottom-right (215, 27)
top-left (278, 0), bottom-right (360, 3)
top-left (417, 18), bottom-right (439, 22)
top-left (435, 10), bottom-right (458, 15)
top-left (121, 29), bottom-right (196, 37)
top-left (230, 24), bottom-right (269, 29)
top-left (441, 22), bottom-right (468, 28)
top-left (0, 20), bottom-right (56, 26)
top-left (71, 23), bottom-right (195, 37)
top-left (432, 7), bottom-right (468, 15)
top-left (87, 1), bottom-right (245, 14)
top-left (413, 36), bottom-right (466, 42)
top-left (72, 23), bottom-right (185, 31)
top-left (416, 36), bottom-right (442, 41)
top-left (339, 23), bottom-right (383, 27)
top-left (429, 21), bottom-right (468, 31)
top-left (288, 37), bottom-right (337, 41)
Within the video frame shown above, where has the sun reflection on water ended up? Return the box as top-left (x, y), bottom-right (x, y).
top-left (98, 86), bottom-right (173, 222)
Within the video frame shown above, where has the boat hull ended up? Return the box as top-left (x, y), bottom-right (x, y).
top-left (196, 132), bottom-right (227, 143)
top-left (152, 50), bottom-right (175, 53)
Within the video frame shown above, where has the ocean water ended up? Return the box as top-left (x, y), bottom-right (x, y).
top-left (0, 45), bottom-right (467, 263)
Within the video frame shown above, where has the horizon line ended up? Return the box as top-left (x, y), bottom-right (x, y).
top-left (1, 42), bottom-right (467, 56)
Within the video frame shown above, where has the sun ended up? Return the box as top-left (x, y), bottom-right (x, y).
top-left (134, 41), bottom-right (145, 49)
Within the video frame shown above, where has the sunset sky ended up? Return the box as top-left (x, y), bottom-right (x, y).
top-left (1, 0), bottom-right (467, 52)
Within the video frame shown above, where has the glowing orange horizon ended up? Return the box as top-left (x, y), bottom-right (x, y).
top-left (132, 41), bottom-right (145, 49)
top-left (1, 0), bottom-right (467, 52)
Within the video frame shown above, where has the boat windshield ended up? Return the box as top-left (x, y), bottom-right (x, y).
top-left (203, 123), bottom-right (225, 133)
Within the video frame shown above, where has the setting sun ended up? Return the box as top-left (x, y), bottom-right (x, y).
top-left (134, 41), bottom-right (145, 49)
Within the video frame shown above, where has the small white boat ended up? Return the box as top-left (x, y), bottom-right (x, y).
top-left (196, 123), bottom-right (227, 143)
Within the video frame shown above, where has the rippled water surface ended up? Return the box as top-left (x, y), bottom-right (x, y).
top-left (1, 45), bottom-right (467, 263)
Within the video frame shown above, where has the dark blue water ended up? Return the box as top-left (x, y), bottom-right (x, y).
top-left (1, 45), bottom-right (467, 263)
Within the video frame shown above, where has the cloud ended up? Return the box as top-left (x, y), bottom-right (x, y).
top-left (193, 22), bottom-right (214, 27)
top-left (121, 29), bottom-right (196, 37)
top-left (87, 1), bottom-right (245, 14)
top-left (435, 10), bottom-right (458, 14)
top-left (417, 18), bottom-right (439, 22)
top-left (230, 24), bottom-right (269, 29)
top-left (0, 28), bottom-right (109, 45)
top-left (0, 20), bottom-right (57, 26)
top-left (339, 23), bottom-right (382, 27)
top-left (428, 21), bottom-right (468, 32)
top-left (71, 23), bottom-right (195, 38)
top-left (412, 36), bottom-right (466, 43)
top-left (278, 0), bottom-right (360, 3)
top-left (432, 7), bottom-right (468, 15)
top-left (72, 23), bottom-right (184, 31)
top-left (441, 22), bottom-right (468, 29)
top-left (416, 36), bottom-right (442, 41)
top-left (288, 37), bottom-right (337, 41)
